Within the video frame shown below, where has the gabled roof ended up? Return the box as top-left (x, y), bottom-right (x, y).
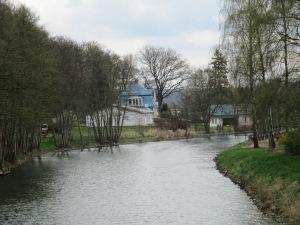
top-left (211, 104), bottom-right (238, 116)
top-left (121, 82), bottom-right (153, 96)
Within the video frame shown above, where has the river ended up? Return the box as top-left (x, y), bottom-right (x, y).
top-left (0, 135), bottom-right (278, 225)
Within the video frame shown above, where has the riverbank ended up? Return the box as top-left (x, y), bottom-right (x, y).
top-left (40, 125), bottom-right (240, 151)
top-left (1, 128), bottom-right (199, 175)
top-left (0, 149), bottom-right (42, 176)
top-left (40, 127), bottom-right (199, 151)
top-left (215, 142), bottom-right (300, 225)
top-left (1, 128), bottom-right (243, 175)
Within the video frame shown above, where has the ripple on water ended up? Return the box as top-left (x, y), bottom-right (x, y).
top-left (0, 136), bottom-right (279, 225)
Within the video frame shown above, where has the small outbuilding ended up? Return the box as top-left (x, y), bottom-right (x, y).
top-left (210, 104), bottom-right (252, 130)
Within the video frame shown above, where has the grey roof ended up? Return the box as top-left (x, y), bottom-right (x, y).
top-left (211, 104), bottom-right (238, 116)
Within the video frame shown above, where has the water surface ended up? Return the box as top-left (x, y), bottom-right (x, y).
top-left (0, 135), bottom-right (277, 225)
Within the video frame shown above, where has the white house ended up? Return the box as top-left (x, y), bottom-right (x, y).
top-left (122, 106), bottom-right (154, 126)
top-left (210, 104), bottom-right (252, 129)
top-left (86, 81), bottom-right (158, 127)
top-left (120, 81), bottom-right (158, 126)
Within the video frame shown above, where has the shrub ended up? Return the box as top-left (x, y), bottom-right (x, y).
top-left (160, 103), bottom-right (172, 119)
top-left (154, 118), bottom-right (189, 131)
top-left (281, 129), bottom-right (300, 155)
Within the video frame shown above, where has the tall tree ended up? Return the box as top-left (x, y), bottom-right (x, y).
top-left (139, 46), bottom-right (190, 114)
top-left (222, 0), bottom-right (262, 148)
top-left (222, 0), bottom-right (299, 149)
top-left (210, 49), bottom-right (229, 89)
top-left (0, 2), bottom-right (57, 169)
top-left (186, 50), bottom-right (230, 134)
top-left (84, 43), bottom-right (134, 146)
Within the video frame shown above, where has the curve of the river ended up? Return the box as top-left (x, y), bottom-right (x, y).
top-left (0, 135), bottom-right (279, 225)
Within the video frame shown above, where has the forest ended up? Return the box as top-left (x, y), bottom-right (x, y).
top-left (0, 1), bottom-right (136, 170)
top-left (184, 0), bottom-right (300, 151)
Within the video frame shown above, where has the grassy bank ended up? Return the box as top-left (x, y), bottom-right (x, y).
top-left (216, 142), bottom-right (300, 225)
top-left (41, 126), bottom-right (198, 151)
top-left (1, 127), bottom-right (196, 175)
top-left (4, 126), bottom-right (232, 174)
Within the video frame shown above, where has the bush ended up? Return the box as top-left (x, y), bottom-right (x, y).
top-left (281, 129), bottom-right (300, 154)
top-left (160, 103), bottom-right (172, 119)
top-left (154, 118), bottom-right (189, 131)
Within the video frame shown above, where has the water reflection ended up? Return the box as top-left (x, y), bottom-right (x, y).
top-left (0, 135), bottom-right (278, 225)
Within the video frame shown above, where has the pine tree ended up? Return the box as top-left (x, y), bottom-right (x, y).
top-left (209, 49), bottom-right (229, 90)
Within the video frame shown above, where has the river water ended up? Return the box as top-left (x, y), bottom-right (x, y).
top-left (0, 135), bottom-right (277, 225)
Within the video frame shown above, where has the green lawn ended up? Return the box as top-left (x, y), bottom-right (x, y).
top-left (218, 143), bottom-right (300, 183)
top-left (217, 142), bottom-right (300, 224)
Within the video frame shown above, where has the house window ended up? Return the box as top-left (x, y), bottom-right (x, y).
top-left (128, 97), bottom-right (143, 107)
top-left (213, 118), bottom-right (217, 124)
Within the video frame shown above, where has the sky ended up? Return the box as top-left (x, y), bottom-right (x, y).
top-left (11, 0), bottom-right (222, 67)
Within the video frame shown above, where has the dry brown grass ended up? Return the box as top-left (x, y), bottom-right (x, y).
top-left (121, 127), bottom-right (197, 141)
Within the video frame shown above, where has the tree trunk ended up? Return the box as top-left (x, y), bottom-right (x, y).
top-left (157, 95), bottom-right (163, 115)
top-left (248, 0), bottom-right (259, 149)
top-left (76, 117), bottom-right (84, 150)
top-left (281, 0), bottom-right (289, 87)
top-left (204, 120), bottom-right (210, 134)
top-left (268, 106), bottom-right (276, 150)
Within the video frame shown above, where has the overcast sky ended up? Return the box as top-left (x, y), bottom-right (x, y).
top-left (11, 0), bottom-right (222, 67)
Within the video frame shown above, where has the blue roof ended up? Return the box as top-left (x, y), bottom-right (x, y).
top-left (121, 83), bottom-right (153, 96)
top-left (120, 82), bottom-right (155, 109)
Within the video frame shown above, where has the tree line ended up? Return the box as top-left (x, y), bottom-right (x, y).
top-left (220, 0), bottom-right (300, 149)
top-left (182, 0), bottom-right (300, 151)
top-left (0, 1), bottom-right (135, 169)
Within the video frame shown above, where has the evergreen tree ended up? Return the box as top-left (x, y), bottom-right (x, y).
top-left (209, 49), bottom-right (229, 90)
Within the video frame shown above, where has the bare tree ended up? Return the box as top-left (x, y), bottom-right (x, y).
top-left (84, 43), bottom-right (135, 147)
top-left (186, 64), bottom-right (230, 134)
top-left (139, 46), bottom-right (190, 113)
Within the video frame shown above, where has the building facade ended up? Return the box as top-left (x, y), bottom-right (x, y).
top-left (210, 104), bottom-right (252, 129)
top-left (120, 81), bottom-right (158, 126)
top-left (86, 81), bottom-right (157, 127)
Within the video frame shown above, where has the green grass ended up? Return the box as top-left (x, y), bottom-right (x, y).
top-left (40, 125), bottom-right (236, 152)
top-left (217, 142), bottom-right (300, 224)
top-left (40, 126), bottom-right (189, 151)
top-left (119, 136), bottom-right (160, 144)
top-left (218, 143), bottom-right (300, 183)
top-left (207, 125), bottom-right (235, 134)
top-left (40, 137), bottom-right (56, 151)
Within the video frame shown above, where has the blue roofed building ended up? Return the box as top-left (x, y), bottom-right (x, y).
top-left (210, 104), bottom-right (252, 129)
top-left (86, 80), bottom-right (158, 127)
top-left (120, 80), bottom-right (158, 126)
top-left (121, 80), bottom-right (157, 110)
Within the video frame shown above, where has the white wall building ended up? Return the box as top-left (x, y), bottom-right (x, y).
top-left (86, 81), bottom-right (158, 127)
top-left (85, 106), bottom-right (155, 127)
top-left (210, 104), bottom-right (252, 129)
top-left (122, 107), bottom-right (154, 126)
